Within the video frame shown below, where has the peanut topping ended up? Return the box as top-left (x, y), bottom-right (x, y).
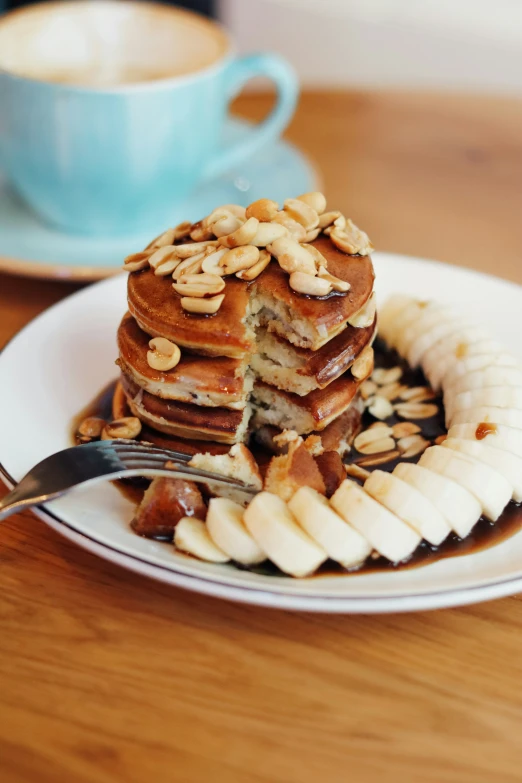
top-left (101, 417), bottom-right (142, 440)
top-left (147, 337), bottom-right (181, 371)
top-left (181, 294), bottom-right (225, 314)
top-left (246, 198), bottom-right (279, 222)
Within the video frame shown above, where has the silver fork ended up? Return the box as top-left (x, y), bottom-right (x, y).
top-left (0, 440), bottom-right (257, 521)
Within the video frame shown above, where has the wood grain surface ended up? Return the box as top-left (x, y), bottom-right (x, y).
top-left (1, 91), bottom-right (522, 783)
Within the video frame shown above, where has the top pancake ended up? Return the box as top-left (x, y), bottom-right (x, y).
top-left (127, 236), bottom-right (374, 357)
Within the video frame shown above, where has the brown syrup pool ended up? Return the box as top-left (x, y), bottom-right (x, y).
top-left (72, 343), bottom-right (522, 578)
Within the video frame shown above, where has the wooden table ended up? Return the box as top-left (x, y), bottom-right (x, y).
top-left (1, 91), bottom-right (521, 783)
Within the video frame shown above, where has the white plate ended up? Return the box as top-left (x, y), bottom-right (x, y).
top-left (1, 253), bottom-right (522, 612)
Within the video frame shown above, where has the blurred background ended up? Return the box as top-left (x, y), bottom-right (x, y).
top-left (3, 0), bottom-right (522, 92)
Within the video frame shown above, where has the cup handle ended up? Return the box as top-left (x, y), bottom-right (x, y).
top-left (202, 53), bottom-right (298, 181)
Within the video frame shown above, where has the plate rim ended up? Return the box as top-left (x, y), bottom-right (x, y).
top-left (1, 252), bottom-right (522, 612)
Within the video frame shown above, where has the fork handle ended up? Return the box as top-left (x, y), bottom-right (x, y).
top-left (0, 486), bottom-right (60, 522)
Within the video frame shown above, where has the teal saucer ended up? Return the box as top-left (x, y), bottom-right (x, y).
top-left (0, 119), bottom-right (319, 281)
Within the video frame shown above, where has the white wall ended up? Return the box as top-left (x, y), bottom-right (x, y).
top-left (219, 0), bottom-right (522, 92)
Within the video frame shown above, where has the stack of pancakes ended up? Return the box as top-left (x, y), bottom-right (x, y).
top-left (117, 222), bottom-right (376, 450)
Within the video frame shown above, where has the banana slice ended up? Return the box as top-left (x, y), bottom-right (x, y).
top-left (364, 470), bottom-right (451, 545)
top-left (450, 406), bottom-right (522, 430)
top-left (419, 446), bottom-right (511, 521)
top-left (443, 438), bottom-right (522, 503)
top-left (446, 366), bottom-right (522, 397)
top-left (393, 462), bottom-right (481, 538)
top-left (330, 479), bottom-right (421, 562)
top-left (395, 306), bottom-right (452, 359)
top-left (288, 487), bottom-right (372, 569)
top-left (382, 299), bottom-right (431, 350)
top-left (442, 353), bottom-right (520, 391)
top-left (406, 318), bottom-right (473, 369)
top-left (448, 423), bottom-right (522, 459)
top-left (206, 498), bottom-right (265, 565)
top-left (174, 517), bottom-right (230, 563)
top-left (423, 333), bottom-right (496, 391)
top-left (447, 387), bottom-right (522, 427)
top-left (378, 295), bottom-right (418, 346)
top-left (243, 492), bottom-right (327, 577)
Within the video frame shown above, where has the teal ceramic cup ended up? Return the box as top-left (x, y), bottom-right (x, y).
top-left (0, 1), bottom-right (298, 236)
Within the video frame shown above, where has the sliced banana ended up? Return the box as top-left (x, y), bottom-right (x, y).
top-left (393, 462), bottom-right (481, 538)
top-left (288, 487), bottom-right (372, 569)
top-left (174, 517), bottom-right (230, 563)
top-left (395, 306), bottom-right (450, 358)
top-left (450, 406), bottom-right (522, 430)
top-left (206, 498), bottom-right (265, 565)
top-left (364, 470), bottom-right (451, 545)
top-left (448, 423), bottom-right (522, 459)
top-left (243, 492), bottom-right (327, 577)
top-left (442, 353), bottom-right (520, 390)
top-left (447, 387), bottom-right (522, 427)
top-left (381, 299), bottom-right (430, 350)
top-left (422, 331), bottom-right (491, 391)
top-left (406, 318), bottom-right (473, 369)
top-left (445, 366), bottom-right (522, 397)
top-left (443, 438), bottom-right (522, 503)
top-left (419, 446), bottom-right (511, 521)
top-left (378, 295), bottom-right (417, 346)
top-left (330, 479), bottom-right (421, 562)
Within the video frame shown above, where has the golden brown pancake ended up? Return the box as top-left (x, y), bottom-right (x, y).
top-left (117, 313), bottom-right (251, 408)
top-left (252, 237), bottom-right (375, 350)
top-left (121, 373), bottom-right (251, 444)
top-left (251, 317), bottom-right (376, 395)
top-left (128, 270), bottom-right (255, 358)
top-left (252, 373), bottom-right (365, 433)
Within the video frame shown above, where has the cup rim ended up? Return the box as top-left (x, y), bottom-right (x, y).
top-left (0, 0), bottom-right (234, 94)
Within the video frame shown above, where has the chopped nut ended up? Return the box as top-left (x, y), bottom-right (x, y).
top-left (356, 450), bottom-right (401, 467)
top-left (271, 212), bottom-right (307, 241)
top-left (297, 192), bottom-right (327, 214)
top-left (146, 226), bottom-right (177, 249)
top-left (330, 220), bottom-right (373, 255)
top-left (302, 243), bottom-right (328, 269)
top-left (172, 240), bottom-right (218, 259)
top-left (147, 337), bottom-right (181, 371)
top-left (201, 248), bottom-right (228, 276)
top-left (101, 417), bottom-right (142, 440)
top-left (148, 245), bottom-right (178, 271)
top-left (77, 417), bottom-right (106, 443)
top-left (378, 381), bottom-right (407, 401)
top-left (368, 395), bottom-right (394, 420)
top-left (268, 236), bottom-right (317, 276)
top-left (372, 366), bottom-right (403, 385)
top-left (351, 345), bottom-right (374, 380)
top-left (123, 251), bottom-right (151, 272)
top-left (399, 386), bottom-right (436, 402)
top-left (220, 245), bottom-right (260, 274)
top-left (289, 272), bottom-right (332, 296)
top-left (317, 265), bottom-right (350, 292)
top-left (284, 198), bottom-right (319, 231)
top-left (345, 463), bottom-right (371, 481)
top-left (251, 222), bottom-right (288, 247)
top-left (190, 220), bottom-right (214, 242)
top-left (333, 215), bottom-right (347, 231)
top-left (392, 421), bottom-right (422, 439)
top-left (181, 294), bottom-right (225, 314)
top-left (171, 252), bottom-right (207, 280)
top-left (360, 380), bottom-right (378, 400)
top-left (236, 249), bottom-right (271, 281)
top-left (318, 210), bottom-right (341, 229)
top-left (347, 292), bottom-right (376, 328)
top-left (304, 227), bottom-right (321, 242)
top-left (398, 434), bottom-right (430, 458)
top-left (394, 402), bottom-right (439, 420)
top-left (246, 198), bottom-right (279, 222)
top-left (367, 421), bottom-right (391, 431)
top-left (210, 212), bottom-right (243, 238)
top-left (218, 217), bottom-right (259, 248)
top-left (219, 204), bottom-right (247, 219)
top-left (173, 274), bottom-right (226, 298)
top-left (354, 435), bottom-right (396, 456)
top-left (354, 426), bottom-right (394, 454)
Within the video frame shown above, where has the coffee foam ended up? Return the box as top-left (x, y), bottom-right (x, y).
top-left (0, 0), bottom-right (229, 87)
